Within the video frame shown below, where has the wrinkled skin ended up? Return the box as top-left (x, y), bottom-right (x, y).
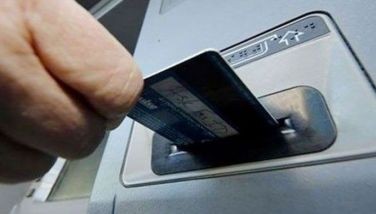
top-left (0, 0), bottom-right (143, 183)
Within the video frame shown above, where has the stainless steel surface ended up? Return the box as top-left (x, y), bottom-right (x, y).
top-left (47, 141), bottom-right (106, 201)
top-left (33, 158), bottom-right (66, 202)
top-left (132, 1), bottom-right (376, 84)
top-left (11, 198), bottom-right (89, 214)
top-left (0, 183), bottom-right (30, 214)
top-left (76, 0), bottom-right (122, 18)
top-left (121, 13), bottom-right (376, 187)
top-left (90, 0), bottom-right (123, 19)
top-left (159, 0), bottom-right (187, 14)
top-left (116, 157), bottom-right (376, 214)
top-left (89, 1), bottom-right (376, 213)
top-left (12, 140), bottom-right (107, 213)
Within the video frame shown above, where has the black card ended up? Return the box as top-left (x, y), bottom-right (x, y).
top-left (128, 50), bottom-right (279, 146)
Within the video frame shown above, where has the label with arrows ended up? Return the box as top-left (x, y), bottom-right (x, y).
top-left (223, 16), bottom-right (330, 68)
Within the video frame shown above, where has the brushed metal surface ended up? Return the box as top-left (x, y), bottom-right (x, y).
top-left (89, 1), bottom-right (376, 214)
top-left (121, 13), bottom-right (376, 187)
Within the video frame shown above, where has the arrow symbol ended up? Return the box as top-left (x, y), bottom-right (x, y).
top-left (279, 30), bottom-right (304, 46)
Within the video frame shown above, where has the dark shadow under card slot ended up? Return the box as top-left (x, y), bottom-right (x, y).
top-left (151, 86), bottom-right (337, 175)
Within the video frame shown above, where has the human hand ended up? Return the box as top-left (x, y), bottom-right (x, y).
top-left (0, 0), bottom-right (143, 183)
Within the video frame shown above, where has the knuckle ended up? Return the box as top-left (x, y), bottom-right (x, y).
top-left (93, 61), bottom-right (144, 118)
top-left (112, 68), bottom-right (143, 113)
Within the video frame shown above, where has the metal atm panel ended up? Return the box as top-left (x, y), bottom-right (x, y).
top-left (88, 1), bottom-right (376, 214)
top-left (121, 13), bottom-right (376, 187)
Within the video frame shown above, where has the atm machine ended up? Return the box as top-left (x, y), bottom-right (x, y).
top-left (10, 0), bottom-right (376, 214)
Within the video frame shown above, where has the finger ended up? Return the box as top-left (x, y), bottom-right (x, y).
top-left (0, 1), bottom-right (106, 159)
top-left (23, 0), bottom-right (144, 121)
top-left (0, 53), bottom-right (106, 159)
top-left (0, 134), bottom-right (56, 183)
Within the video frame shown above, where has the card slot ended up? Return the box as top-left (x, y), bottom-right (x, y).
top-left (151, 86), bottom-right (337, 175)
